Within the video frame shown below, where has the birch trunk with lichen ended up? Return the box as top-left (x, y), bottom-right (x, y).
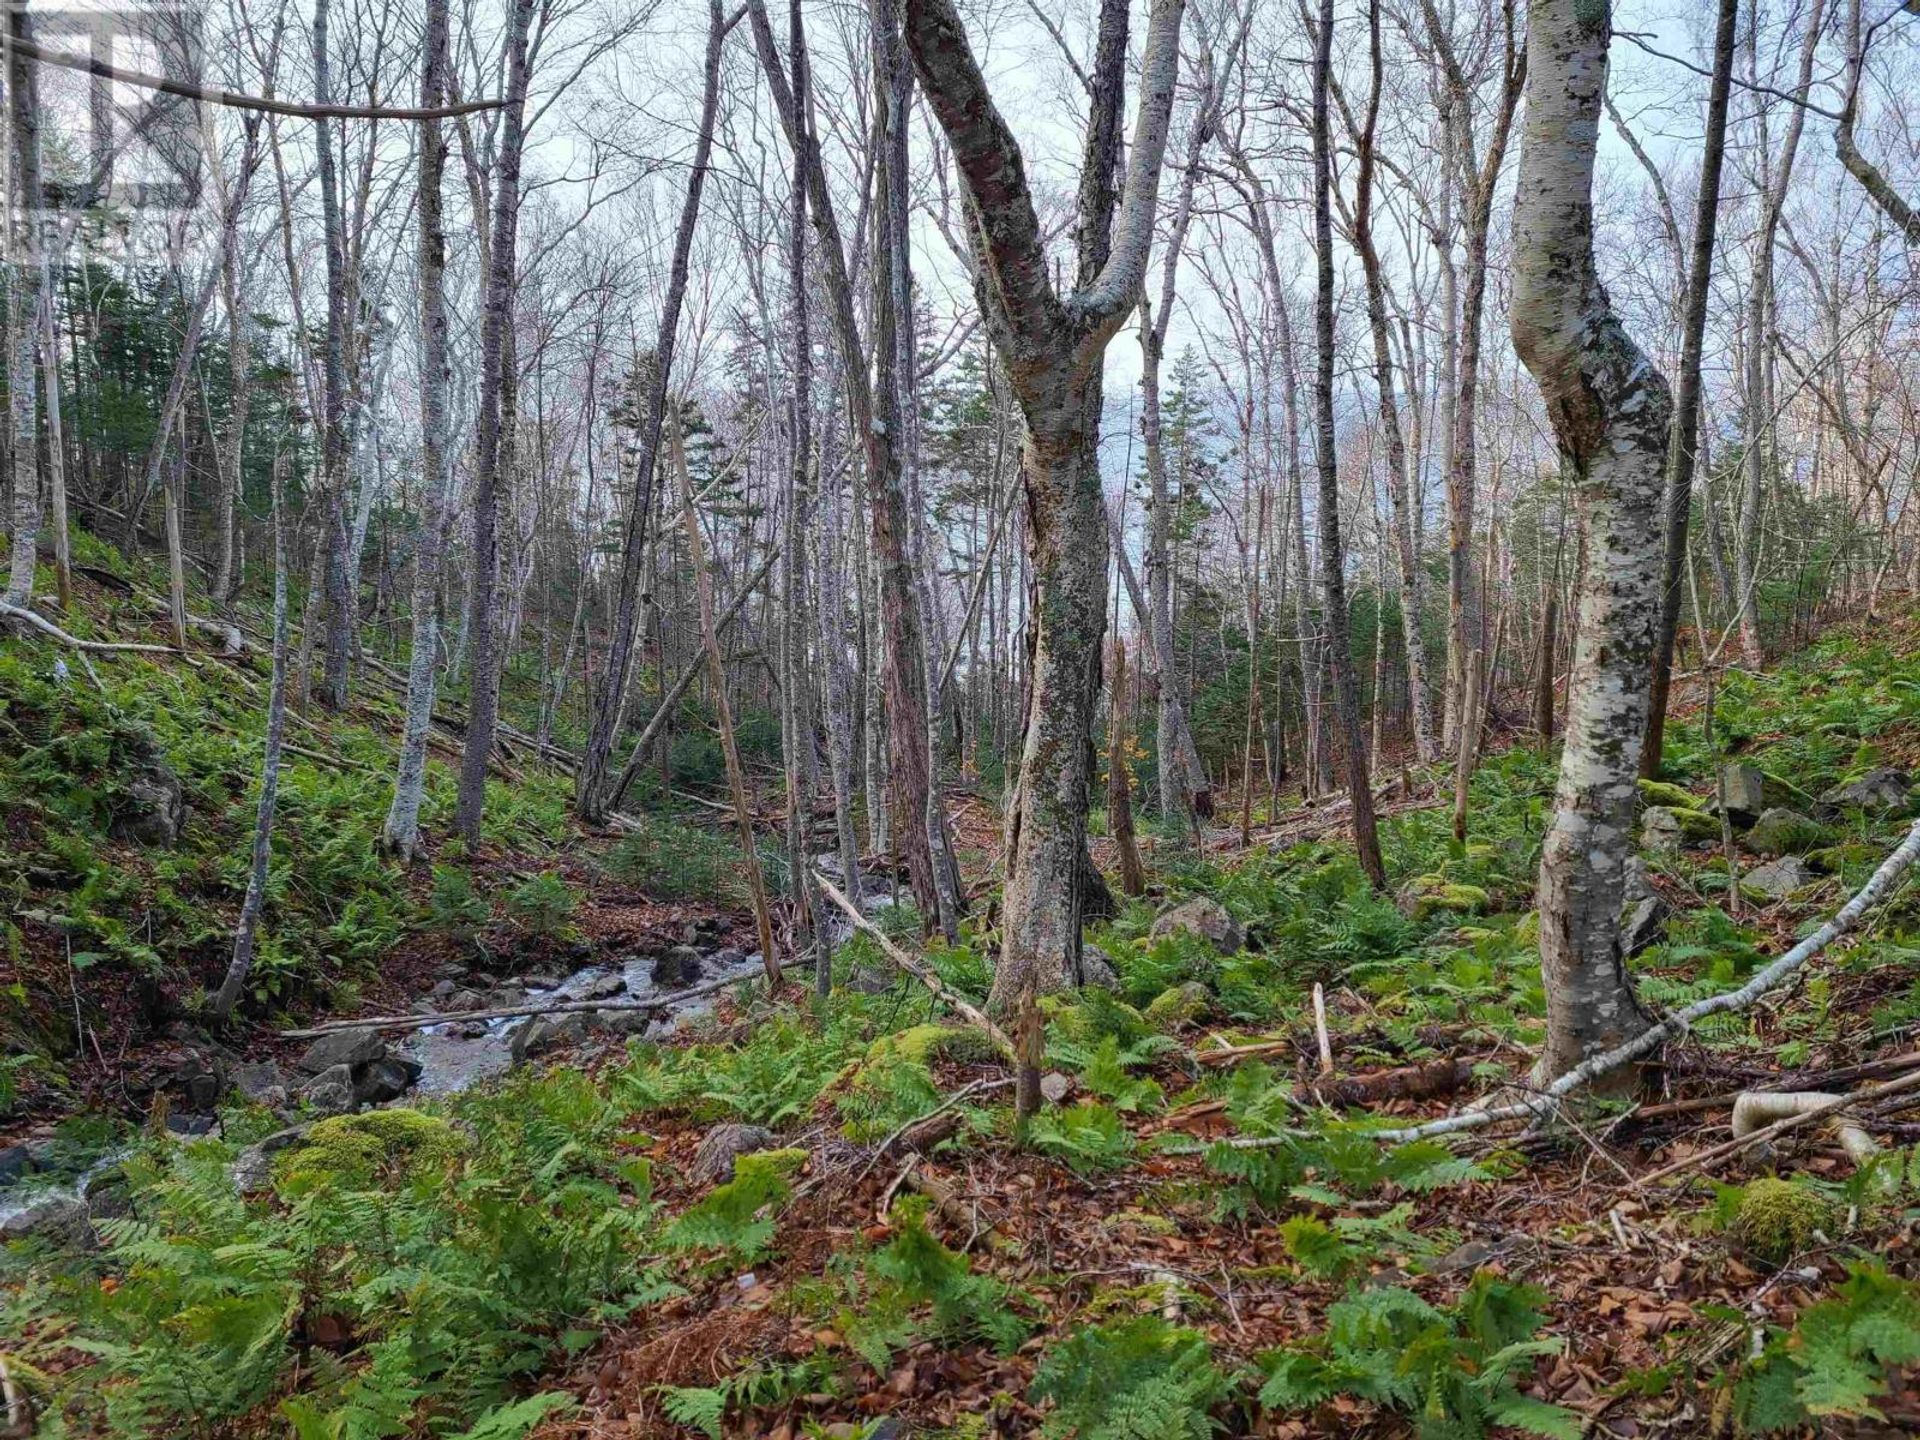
top-left (1510, 0), bottom-right (1672, 1081)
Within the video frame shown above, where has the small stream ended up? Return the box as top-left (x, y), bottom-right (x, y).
top-left (398, 944), bottom-right (771, 1094)
top-left (399, 860), bottom-right (898, 1094)
top-left (0, 864), bottom-right (902, 1225)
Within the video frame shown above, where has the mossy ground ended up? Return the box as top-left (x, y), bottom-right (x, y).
top-left (10, 589), bottom-right (1920, 1436)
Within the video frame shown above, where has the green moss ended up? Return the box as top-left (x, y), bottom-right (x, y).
top-left (1807, 842), bottom-right (1881, 873)
top-left (1403, 876), bottom-right (1490, 919)
top-left (1142, 982), bottom-right (1212, 1030)
top-left (1729, 1177), bottom-right (1838, 1263)
top-left (274, 1108), bottom-right (467, 1195)
top-left (865, 1025), bottom-right (997, 1067)
top-left (1637, 779), bottom-right (1704, 811)
top-left (1650, 805), bottom-right (1724, 842)
top-left (1745, 809), bottom-right (1831, 856)
top-left (1513, 910), bottom-right (1541, 947)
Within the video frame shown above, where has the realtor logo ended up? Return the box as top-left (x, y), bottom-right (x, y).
top-left (10, 0), bottom-right (205, 225)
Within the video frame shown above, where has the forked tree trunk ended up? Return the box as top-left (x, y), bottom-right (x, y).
top-left (901, 0), bottom-right (1185, 1010)
top-left (381, 0), bottom-right (454, 860)
top-left (1511, 0), bottom-right (1673, 1082)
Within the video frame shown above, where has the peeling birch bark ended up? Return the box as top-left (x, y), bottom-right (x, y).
top-left (1510, 0), bottom-right (1673, 1082)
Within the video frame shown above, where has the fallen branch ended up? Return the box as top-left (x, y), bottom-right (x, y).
top-left (1, 599), bottom-right (178, 655)
top-left (813, 872), bottom-right (1018, 1062)
top-left (1731, 1091), bottom-right (1879, 1166)
top-left (1216, 814), bottom-right (1920, 1150)
top-left (1629, 1049), bottom-right (1920, 1122)
top-left (1637, 1066), bottom-right (1920, 1185)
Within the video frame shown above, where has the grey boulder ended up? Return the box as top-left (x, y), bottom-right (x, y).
top-left (296, 1028), bottom-right (388, 1075)
top-left (651, 946), bottom-right (704, 988)
top-left (1743, 855), bottom-right (1814, 900)
top-left (1149, 897), bottom-right (1245, 955)
top-left (1822, 768), bottom-right (1912, 812)
top-left (691, 1123), bottom-right (777, 1185)
top-left (299, 1063), bottom-right (358, 1116)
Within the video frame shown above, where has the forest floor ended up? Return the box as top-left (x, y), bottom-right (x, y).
top-left (7, 559), bottom-right (1920, 1438)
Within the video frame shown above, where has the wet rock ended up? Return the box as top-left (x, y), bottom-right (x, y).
top-left (1079, 944), bottom-right (1121, 991)
top-left (84, 1169), bottom-right (133, 1223)
top-left (111, 761), bottom-right (186, 847)
top-left (597, 1009), bottom-right (651, 1038)
top-left (578, 972), bottom-right (626, 1001)
top-left (521, 972), bottom-right (564, 990)
top-left (0, 1194), bottom-right (93, 1248)
top-left (1622, 895), bottom-right (1671, 959)
top-left (0, 1143), bottom-right (37, 1184)
top-left (1822, 768), bottom-right (1913, 812)
top-left (300, 1063), bottom-right (358, 1116)
top-left (706, 947), bottom-right (748, 971)
top-left (458, 1021), bottom-right (489, 1039)
top-left (691, 1123), bottom-right (777, 1185)
top-left (166, 1113), bottom-right (216, 1137)
top-left (652, 946), bottom-right (705, 988)
top-left (430, 979), bottom-right (458, 1001)
top-left (296, 1028), bottom-right (388, 1075)
top-left (1149, 897), bottom-right (1245, 955)
top-left (509, 1013), bottom-right (592, 1064)
top-left (1745, 807), bottom-right (1829, 857)
top-left (231, 1123), bottom-right (312, 1195)
top-left (352, 1056), bottom-right (422, 1105)
top-left (446, 989), bottom-right (487, 1013)
top-left (1743, 855), bottom-right (1813, 900)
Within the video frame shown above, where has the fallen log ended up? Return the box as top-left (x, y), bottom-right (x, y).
top-left (1637, 1066), bottom-right (1920, 1185)
top-left (1312, 1058), bottom-right (1475, 1108)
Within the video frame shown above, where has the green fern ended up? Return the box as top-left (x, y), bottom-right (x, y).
top-left (1029, 1314), bottom-right (1235, 1439)
top-left (662, 1149), bottom-right (803, 1262)
top-left (1258, 1272), bottom-right (1578, 1439)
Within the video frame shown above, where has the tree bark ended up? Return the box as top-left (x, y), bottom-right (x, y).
top-left (1641, 0), bottom-right (1737, 779)
top-left (381, 0), bottom-right (454, 860)
top-left (1311, 0), bottom-right (1386, 890)
top-left (902, 0), bottom-right (1185, 1007)
top-left (4, 7), bottom-right (42, 607)
top-left (1510, 0), bottom-right (1673, 1083)
top-left (211, 449), bottom-right (290, 1022)
top-left (453, 0), bottom-right (537, 843)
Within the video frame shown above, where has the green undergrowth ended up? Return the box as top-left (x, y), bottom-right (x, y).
top-left (0, 530), bottom-right (760, 1077)
top-left (14, 573), bottom-right (1920, 1432)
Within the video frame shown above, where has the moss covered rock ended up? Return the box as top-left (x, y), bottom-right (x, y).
top-left (273, 1108), bottom-right (465, 1195)
top-left (1728, 1177), bottom-right (1838, 1263)
top-left (1637, 779), bottom-right (1703, 812)
top-left (1744, 807), bottom-right (1830, 857)
top-left (1400, 876), bottom-right (1490, 920)
top-left (865, 1024), bottom-right (998, 1068)
top-left (1143, 982), bottom-right (1212, 1030)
